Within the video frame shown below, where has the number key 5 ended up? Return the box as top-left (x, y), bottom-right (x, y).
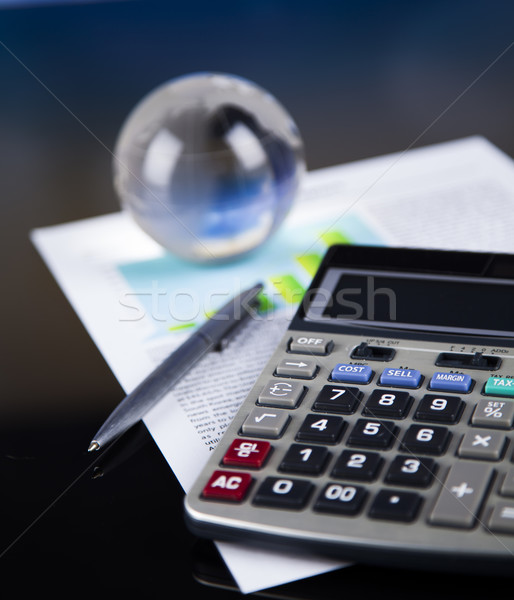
top-left (347, 419), bottom-right (398, 449)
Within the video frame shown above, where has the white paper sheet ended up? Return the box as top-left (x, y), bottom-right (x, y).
top-left (31, 136), bottom-right (514, 593)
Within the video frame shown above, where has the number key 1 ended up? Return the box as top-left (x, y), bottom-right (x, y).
top-left (279, 444), bottom-right (330, 475)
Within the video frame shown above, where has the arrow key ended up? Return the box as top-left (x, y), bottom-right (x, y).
top-left (275, 358), bottom-right (318, 379)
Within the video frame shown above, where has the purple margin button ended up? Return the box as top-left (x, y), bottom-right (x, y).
top-left (430, 372), bottom-right (472, 393)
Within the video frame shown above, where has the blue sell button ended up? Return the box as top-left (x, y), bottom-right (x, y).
top-left (380, 368), bottom-right (422, 388)
top-left (429, 371), bottom-right (472, 393)
top-left (331, 363), bottom-right (373, 384)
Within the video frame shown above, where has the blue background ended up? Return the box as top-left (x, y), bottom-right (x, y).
top-left (1, 0), bottom-right (514, 409)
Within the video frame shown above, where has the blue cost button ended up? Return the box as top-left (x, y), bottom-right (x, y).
top-left (331, 364), bottom-right (373, 384)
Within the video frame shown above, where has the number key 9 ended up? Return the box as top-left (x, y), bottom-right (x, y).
top-left (414, 394), bottom-right (464, 423)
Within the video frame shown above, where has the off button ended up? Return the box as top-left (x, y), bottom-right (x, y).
top-left (289, 336), bottom-right (333, 356)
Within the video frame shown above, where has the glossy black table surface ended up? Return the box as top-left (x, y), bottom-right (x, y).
top-left (1, 1), bottom-right (513, 596)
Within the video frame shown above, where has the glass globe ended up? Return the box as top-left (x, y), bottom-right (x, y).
top-left (113, 73), bottom-right (305, 262)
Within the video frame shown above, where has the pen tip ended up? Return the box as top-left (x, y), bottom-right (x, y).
top-left (88, 441), bottom-right (100, 452)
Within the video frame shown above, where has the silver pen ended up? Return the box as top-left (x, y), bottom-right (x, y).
top-left (88, 282), bottom-right (263, 452)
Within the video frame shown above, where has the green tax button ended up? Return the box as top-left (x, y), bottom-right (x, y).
top-left (484, 377), bottom-right (514, 398)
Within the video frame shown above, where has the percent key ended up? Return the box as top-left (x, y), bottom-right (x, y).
top-left (472, 399), bottom-right (514, 429)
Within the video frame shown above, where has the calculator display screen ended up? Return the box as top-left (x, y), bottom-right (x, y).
top-left (306, 268), bottom-right (514, 337)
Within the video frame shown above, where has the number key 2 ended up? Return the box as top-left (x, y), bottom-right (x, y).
top-left (331, 450), bottom-right (383, 481)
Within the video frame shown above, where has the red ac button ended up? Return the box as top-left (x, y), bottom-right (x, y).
top-left (202, 470), bottom-right (253, 502)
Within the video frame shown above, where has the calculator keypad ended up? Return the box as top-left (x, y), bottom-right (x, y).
top-left (188, 329), bottom-right (514, 567)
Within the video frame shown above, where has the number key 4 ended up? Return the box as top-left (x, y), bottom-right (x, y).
top-left (296, 414), bottom-right (345, 444)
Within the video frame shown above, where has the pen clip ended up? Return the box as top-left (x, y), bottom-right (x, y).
top-left (212, 294), bottom-right (261, 352)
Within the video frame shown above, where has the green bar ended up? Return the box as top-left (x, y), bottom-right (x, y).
top-left (256, 291), bottom-right (275, 314)
top-left (484, 377), bottom-right (514, 398)
top-left (296, 253), bottom-right (322, 277)
top-left (168, 322), bottom-right (196, 333)
top-left (270, 274), bottom-right (305, 304)
top-left (320, 230), bottom-right (351, 246)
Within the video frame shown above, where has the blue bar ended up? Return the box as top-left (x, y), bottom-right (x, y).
top-left (430, 372), bottom-right (472, 393)
top-left (380, 368), bottom-right (422, 388)
top-left (331, 364), bottom-right (373, 384)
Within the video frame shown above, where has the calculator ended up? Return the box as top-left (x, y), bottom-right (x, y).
top-left (184, 245), bottom-right (514, 573)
